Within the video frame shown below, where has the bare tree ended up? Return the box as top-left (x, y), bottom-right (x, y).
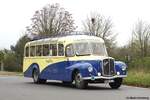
top-left (82, 13), bottom-right (116, 55)
top-left (132, 20), bottom-right (150, 57)
top-left (26, 3), bottom-right (75, 37)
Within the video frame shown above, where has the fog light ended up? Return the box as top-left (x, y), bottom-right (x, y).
top-left (117, 72), bottom-right (120, 75)
top-left (98, 72), bottom-right (101, 76)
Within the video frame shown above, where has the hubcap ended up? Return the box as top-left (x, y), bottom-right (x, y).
top-left (33, 70), bottom-right (38, 82)
top-left (75, 73), bottom-right (82, 86)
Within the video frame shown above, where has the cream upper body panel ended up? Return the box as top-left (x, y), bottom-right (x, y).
top-left (25, 35), bottom-right (105, 47)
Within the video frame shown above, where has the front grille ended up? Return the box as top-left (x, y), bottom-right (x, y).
top-left (102, 59), bottom-right (115, 76)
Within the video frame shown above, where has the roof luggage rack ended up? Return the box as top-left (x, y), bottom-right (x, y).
top-left (29, 31), bottom-right (93, 41)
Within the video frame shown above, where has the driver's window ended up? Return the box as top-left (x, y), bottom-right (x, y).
top-left (65, 44), bottom-right (75, 57)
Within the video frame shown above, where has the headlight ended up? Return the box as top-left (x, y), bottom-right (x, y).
top-left (122, 65), bottom-right (127, 71)
top-left (117, 72), bottom-right (120, 75)
top-left (98, 72), bottom-right (101, 76)
top-left (88, 66), bottom-right (93, 72)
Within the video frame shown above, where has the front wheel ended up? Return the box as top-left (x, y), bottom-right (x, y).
top-left (33, 69), bottom-right (46, 84)
top-left (109, 78), bottom-right (123, 89)
top-left (74, 71), bottom-right (88, 89)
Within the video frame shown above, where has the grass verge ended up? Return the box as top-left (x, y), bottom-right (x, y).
top-left (0, 71), bottom-right (23, 76)
top-left (123, 69), bottom-right (150, 88)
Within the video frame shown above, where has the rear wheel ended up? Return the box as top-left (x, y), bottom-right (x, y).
top-left (33, 69), bottom-right (46, 84)
top-left (109, 78), bottom-right (122, 89)
top-left (74, 71), bottom-right (88, 89)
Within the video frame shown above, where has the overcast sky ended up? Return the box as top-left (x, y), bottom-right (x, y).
top-left (0, 0), bottom-right (150, 49)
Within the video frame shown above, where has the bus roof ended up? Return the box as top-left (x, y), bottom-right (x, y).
top-left (25, 35), bottom-right (104, 47)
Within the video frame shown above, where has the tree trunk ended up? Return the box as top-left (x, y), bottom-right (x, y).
top-left (0, 61), bottom-right (4, 71)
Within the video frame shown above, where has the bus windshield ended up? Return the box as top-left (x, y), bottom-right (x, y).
top-left (74, 42), bottom-right (108, 56)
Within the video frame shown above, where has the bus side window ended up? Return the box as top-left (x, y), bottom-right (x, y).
top-left (43, 44), bottom-right (49, 56)
top-left (25, 46), bottom-right (29, 57)
top-left (65, 44), bottom-right (75, 57)
top-left (36, 45), bottom-right (42, 56)
top-left (51, 44), bottom-right (57, 56)
top-left (30, 46), bottom-right (36, 57)
top-left (58, 44), bottom-right (64, 56)
top-left (49, 44), bottom-right (52, 56)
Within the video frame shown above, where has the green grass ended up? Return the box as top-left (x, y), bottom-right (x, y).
top-left (123, 69), bottom-right (150, 88)
top-left (123, 57), bottom-right (150, 88)
top-left (0, 71), bottom-right (23, 76)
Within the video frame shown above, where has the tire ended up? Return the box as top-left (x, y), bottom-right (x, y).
top-left (109, 78), bottom-right (123, 89)
top-left (74, 71), bottom-right (88, 89)
top-left (33, 69), bottom-right (46, 84)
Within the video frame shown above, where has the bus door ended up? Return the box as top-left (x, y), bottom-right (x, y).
top-left (65, 44), bottom-right (75, 80)
top-left (47, 43), bottom-right (66, 80)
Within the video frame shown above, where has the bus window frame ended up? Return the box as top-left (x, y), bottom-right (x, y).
top-left (30, 45), bottom-right (36, 57)
top-left (24, 45), bottom-right (30, 57)
top-left (36, 45), bottom-right (43, 57)
top-left (25, 42), bottom-right (66, 57)
top-left (58, 43), bottom-right (64, 56)
top-left (43, 44), bottom-right (50, 56)
top-left (50, 43), bottom-right (57, 56)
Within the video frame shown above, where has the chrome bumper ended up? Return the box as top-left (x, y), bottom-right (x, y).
top-left (83, 75), bottom-right (127, 80)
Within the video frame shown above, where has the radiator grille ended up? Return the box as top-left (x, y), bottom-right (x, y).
top-left (102, 59), bottom-right (115, 76)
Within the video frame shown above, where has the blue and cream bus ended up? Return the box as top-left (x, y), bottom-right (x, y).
top-left (23, 33), bottom-right (127, 89)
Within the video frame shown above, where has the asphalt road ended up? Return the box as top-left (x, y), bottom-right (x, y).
top-left (0, 76), bottom-right (150, 100)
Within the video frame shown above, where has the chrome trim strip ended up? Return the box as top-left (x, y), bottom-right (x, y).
top-left (83, 75), bottom-right (127, 80)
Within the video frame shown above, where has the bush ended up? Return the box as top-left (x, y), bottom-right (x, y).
top-left (128, 57), bottom-right (150, 72)
top-left (123, 57), bottom-right (150, 87)
top-left (3, 51), bottom-right (21, 72)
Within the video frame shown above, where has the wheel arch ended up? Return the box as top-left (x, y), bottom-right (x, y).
top-left (24, 63), bottom-right (40, 78)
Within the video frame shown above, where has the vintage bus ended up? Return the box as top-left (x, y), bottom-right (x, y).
top-left (23, 33), bottom-right (127, 89)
